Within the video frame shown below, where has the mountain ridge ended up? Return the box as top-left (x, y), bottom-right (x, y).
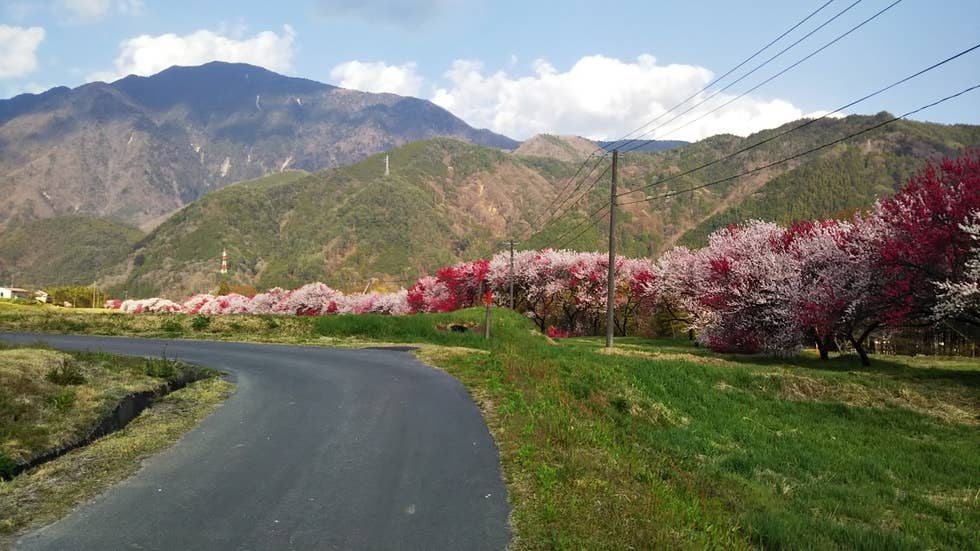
top-left (0, 61), bottom-right (518, 229)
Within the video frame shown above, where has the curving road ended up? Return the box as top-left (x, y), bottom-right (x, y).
top-left (0, 333), bottom-right (510, 551)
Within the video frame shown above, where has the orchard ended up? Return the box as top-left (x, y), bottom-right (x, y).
top-left (109, 150), bottom-right (980, 364)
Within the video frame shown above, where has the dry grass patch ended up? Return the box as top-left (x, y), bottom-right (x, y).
top-left (599, 345), bottom-right (736, 366)
top-left (0, 349), bottom-right (163, 465)
top-left (764, 371), bottom-right (979, 425)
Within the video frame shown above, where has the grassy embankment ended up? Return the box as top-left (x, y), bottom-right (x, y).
top-left (0, 340), bottom-right (232, 546)
top-left (1, 305), bottom-right (978, 549)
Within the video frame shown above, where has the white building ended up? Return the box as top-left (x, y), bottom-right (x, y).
top-left (0, 287), bottom-right (31, 300)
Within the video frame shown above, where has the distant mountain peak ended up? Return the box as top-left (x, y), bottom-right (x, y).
top-left (514, 134), bottom-right (599, 162)
top-left (0, 61), bottom-right (518, 230)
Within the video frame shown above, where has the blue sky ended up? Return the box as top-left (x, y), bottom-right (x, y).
top-left (1, 0), bottom-right (978, 140)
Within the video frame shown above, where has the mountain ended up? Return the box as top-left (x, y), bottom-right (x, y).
top-left (513, 134), bottom-right (600, 162)
top-left (510, 135), bottom-right (688, 163)
top-left (0, 61), bottom-right (518, 230)
top-left (98, 140), bottom-right (572, 296)
top-left (86, 114), bottom-right (979, 299)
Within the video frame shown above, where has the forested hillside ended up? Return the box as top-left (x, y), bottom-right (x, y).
top-left (85, 113), bottom-right (980, 299)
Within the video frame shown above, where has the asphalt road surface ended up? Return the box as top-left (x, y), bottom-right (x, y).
top-left (1, 333), bottom-right (510, 550)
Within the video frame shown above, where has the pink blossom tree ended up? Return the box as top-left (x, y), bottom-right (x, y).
top-left (689, 221), bottom-right (803, 354)
top-left (784, 219), bottom-right (873, 360)
top-left (278, 282), bottom-right (343, 316)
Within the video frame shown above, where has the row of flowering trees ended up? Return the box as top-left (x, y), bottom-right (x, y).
top-left (654, 150), bottom-right (980, 364)
top-left (107, 286), bottom-right (411, 316)
top-left (107, 151), bottom-right (979, 363)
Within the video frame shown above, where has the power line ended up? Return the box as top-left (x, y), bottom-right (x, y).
top-left (528, 163), bottom-right (611, 248)
top-left (608, 0), bottom-right (856, 152)
top-left (526, 150), bottom-right (603, 230)
top-left (538, 161), bottom-right (612, 238)
top-left (615, 42), bottom-right (980, 198)
top-left (543, 201), bottom-right (611, 250)
top-left (617, 0), bottom-right (902, 153)
top-left (523, 0), bottom-right (845, 237)
top-left (552, 80), bottom-right (979, 251)
top-left (532, 154), bottom-right (608, 231)
top-left (554, 205), bottom-right (610, 251)
top-left (619, 83), bottom-right (980, 208)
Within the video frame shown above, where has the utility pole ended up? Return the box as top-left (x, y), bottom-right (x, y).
top-left (362, 277), bottom-right (377, 294)
top-left (480, 280), bottom-right (491, 340)
top-left (605, 149), bottom-right (618, 348)
top-left (501, 240), bottom-right (519, 309)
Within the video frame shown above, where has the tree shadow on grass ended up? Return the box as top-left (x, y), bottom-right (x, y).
top-left (577, 336), bottom-right (980, 388)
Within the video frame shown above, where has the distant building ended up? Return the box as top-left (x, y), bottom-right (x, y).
top-left (34, 290), bottom-right (48, 303)
top-left (0, 287), bottom-right (31, 300)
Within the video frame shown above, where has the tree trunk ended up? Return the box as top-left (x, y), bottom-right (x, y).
top-left (847, 329), bottom-right (874, 367)
top-left (851, 336), bottom-right (871, 367)
top-left (816, 336), bottom-right (830, 360)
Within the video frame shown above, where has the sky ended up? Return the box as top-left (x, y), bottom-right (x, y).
top-left (0, 0), bottom-right (978, 142)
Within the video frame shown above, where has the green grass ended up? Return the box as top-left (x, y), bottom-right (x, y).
top-left (312, 308), bottom-right (534, 349)
top-left (1, 307), bottom-right (978, 549)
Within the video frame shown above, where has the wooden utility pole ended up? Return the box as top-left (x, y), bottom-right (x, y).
top-left (501, 240), bottom-right (519, 309)
top-left (605, 149), bottom-right (618, 348)
top-left (482, 284), bottom-right (492, 340)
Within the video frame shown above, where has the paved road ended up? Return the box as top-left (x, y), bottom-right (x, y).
top-left (1, 334), bottom-right (510, 550)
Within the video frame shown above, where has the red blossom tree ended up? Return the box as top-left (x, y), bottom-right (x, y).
top-left (874, 149), bottom-right (980, 327)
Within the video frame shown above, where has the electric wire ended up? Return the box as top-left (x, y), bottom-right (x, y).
top-left (525, 0), bottom-right (844, 235)
top-left (616, 0), bottom-right (902, 154)
top-left (617, 83), bottom-right (980, 208)
top-left (607, 0), bottom-right (858, 152)
top-left (528, 163), bottom-right (612, 248)
top-left (615, 42), bottom-right (980, 198)
top-left (555, 82), bottom-right (980, 248)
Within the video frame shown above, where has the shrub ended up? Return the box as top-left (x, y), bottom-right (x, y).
top-left (46, 359), bottom-right (86, 385)
top-left (0, 452), bottom-right (18, 479)
top-left (49, 389), bottom-right (76, 412)
top-left (547, 326), bottom-right (573, 339)
top-left (191, 315), bottom-right (211, 331)
top-left (161, 319), bottom-right (183, 333)
top-left (142, 357), bottom-right (179, 382)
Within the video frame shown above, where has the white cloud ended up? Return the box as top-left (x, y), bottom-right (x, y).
top-left (332, 54), bottom-right (816, 141)
top-left (430, 54), bottom-right (810, 141)
top-left (89, 25), bottom-right (296, 82)
top-left (0, 25), bottom-right (45, 79)
top-left (54, 0), bottom-right (143, 23)
top-left (329, 60), bottom-right (425, 97)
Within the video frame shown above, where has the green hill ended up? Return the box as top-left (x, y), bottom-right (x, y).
top-left (678, 119), bottom-right (980, 246)
top-left (106, 142), bottom-right (573, 297)
top-left (0, 216), bottom-right (143, 287)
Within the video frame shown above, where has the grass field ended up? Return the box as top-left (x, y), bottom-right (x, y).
top-left (1, 307), bottom-right (977, 549)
